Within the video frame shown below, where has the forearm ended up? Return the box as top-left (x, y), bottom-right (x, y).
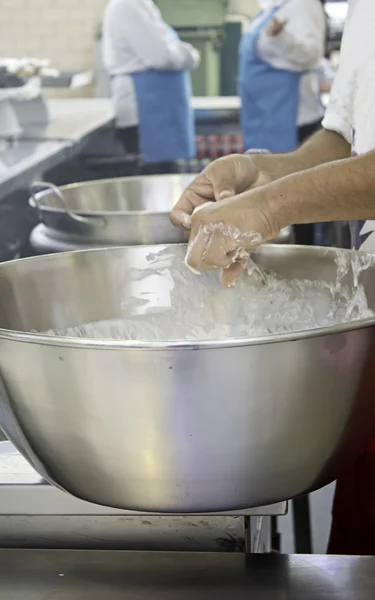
top-left (265, 150), bottom-right (375, 229)
top-left (123, 4), bottom-right (196, 71)
top-left (252, 130), bottom-right (351, 182)
top-left (167, 43), bottom-right (200, 71)
top-left (258, 29), bottom-right (322, 72)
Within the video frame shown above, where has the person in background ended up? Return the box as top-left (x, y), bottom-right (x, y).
top-left (102, 0), bottom-right (200, 173)
top-left (239, 0), bottom-right (326, 244)
top-left (172, 0), bottom-right (375, 556)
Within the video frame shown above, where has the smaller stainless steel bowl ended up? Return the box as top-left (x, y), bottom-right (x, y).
top-left (29, 175), bottom-right (294, 249)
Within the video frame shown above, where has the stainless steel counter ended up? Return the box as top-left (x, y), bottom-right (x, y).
top-left (0, 139), bottom-right (70, 199)
top-left (0, 99), bottom-right (115, 199)
top-left (23, 99), bottom-right (114, 145)
top-left (192, 96), bottom-right (240, 110)
top-left (41, 71), bottom-right (93, 89)
top-left (0, 551), bottom-right (373, 599)
top-left (191, 95), bottom-right (330, 110)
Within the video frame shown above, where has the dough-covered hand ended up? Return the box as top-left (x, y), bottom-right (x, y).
top-left (185, 190), bottom-right (280, 287)
top-left (170, 155), bottom-right (271, 231)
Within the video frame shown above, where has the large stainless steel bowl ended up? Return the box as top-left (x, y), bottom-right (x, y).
top-left (0, 244), bottom-right (375, 513)
top-left (29, 176), bottom-right (293, 250)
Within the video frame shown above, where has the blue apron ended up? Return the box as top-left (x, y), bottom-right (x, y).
top-left (132, 28), bottom-right (196, 164)
top-left (238, 7), bottom-right (301, 153)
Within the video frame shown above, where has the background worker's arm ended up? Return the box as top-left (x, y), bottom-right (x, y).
top-left (257, 0), bottom-right (325, 71)
top-left (108, 0), bottom-right (200, 72)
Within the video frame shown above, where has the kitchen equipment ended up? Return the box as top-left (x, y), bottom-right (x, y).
top-left (0, 77), bottom-right (47, 136)
top-left (2, 442), bottom-right (366, 592)
top-left (155, 0), bottom-right (228, 27)
top-left (154, 0), bottom-right (228, 96)
top-left (29, 176), bottom-right (293, 252)
top-left (29, 175), bottom-right (193, 246)
top-left (0, 244), bottom-right (375, 513)
top-left (0, 99), bottom-right (22, 138)
top-left (10, 95), bottom-right (49, 129)
top-left (29, 222), bottom-right (293, 255)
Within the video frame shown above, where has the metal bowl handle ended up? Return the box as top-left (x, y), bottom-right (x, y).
top-left (30, 181), bottom-right (106, 228)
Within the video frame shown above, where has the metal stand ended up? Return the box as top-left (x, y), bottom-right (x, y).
top-left (292, 496), bottom-right (313, 554)
top-left (0, 440), bottom-right (286, 553)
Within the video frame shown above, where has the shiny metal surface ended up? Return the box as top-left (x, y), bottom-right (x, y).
top-left (0, 139), bottom-right (69, 199)
top-left (29, 221), bottom-right (164, 254)
top-left (20, 98), bottom-right (114, 143)
top-left (0, 440), bottom-right (287, 516)
top-left (30, 223), bottom-right (293, 255)
top-left (29, 175), bottom-right (195, 245)
top-left (0, 443), bottom-right (283, 552)
top-left (0, 245), bottom-right (375, 512)
top-left (1, 551), bottom-right (374, 599)
top-left (0, 440), bottom-right (281, 552)
top-left (29, 175), bottom-right (293, 248)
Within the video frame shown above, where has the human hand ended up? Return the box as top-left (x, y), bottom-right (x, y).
top-left (191, 47), bottom-right (201, 68)
top-left (170, 154), bottom-right (272, 232)
top-left (266, 17), bottom-right (287, 37)
top-left (183, 43), bottom-right (201, 69)
top-left (185, 189), bottom-right (281, 287)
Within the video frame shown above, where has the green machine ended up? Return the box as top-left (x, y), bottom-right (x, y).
top-left (154, 0), bottom-right (229, 96)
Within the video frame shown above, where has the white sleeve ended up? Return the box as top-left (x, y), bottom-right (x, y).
top-left (322, 70), bottom-right (352, 145)
top-left (257, 0), bottom-right (325, 72)
top-left (114, 0), bottom-right (200, 71)
top-left (322, 6), bottom-right (353, 146)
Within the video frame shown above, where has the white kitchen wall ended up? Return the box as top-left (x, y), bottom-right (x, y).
top-left (228, 0), bottom-right (259, 20)
top-left (0, 0), bottom-right (108, 96)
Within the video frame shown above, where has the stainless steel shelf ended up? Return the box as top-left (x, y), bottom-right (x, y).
top-left (0, 99), bottom-right (115, 199)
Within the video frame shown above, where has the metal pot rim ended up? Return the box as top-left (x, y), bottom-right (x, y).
top-left (0, 245), bottom-right (374, 350)
top-left (0, 318), bottom-right (374, 350)
top-left (30, 198), bottom-right (173, 218)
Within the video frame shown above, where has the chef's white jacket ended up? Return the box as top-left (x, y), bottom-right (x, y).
top-left (257, 0), bottom-right (326, 127)
top-left (102, 0), bottom-right (200, 128)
